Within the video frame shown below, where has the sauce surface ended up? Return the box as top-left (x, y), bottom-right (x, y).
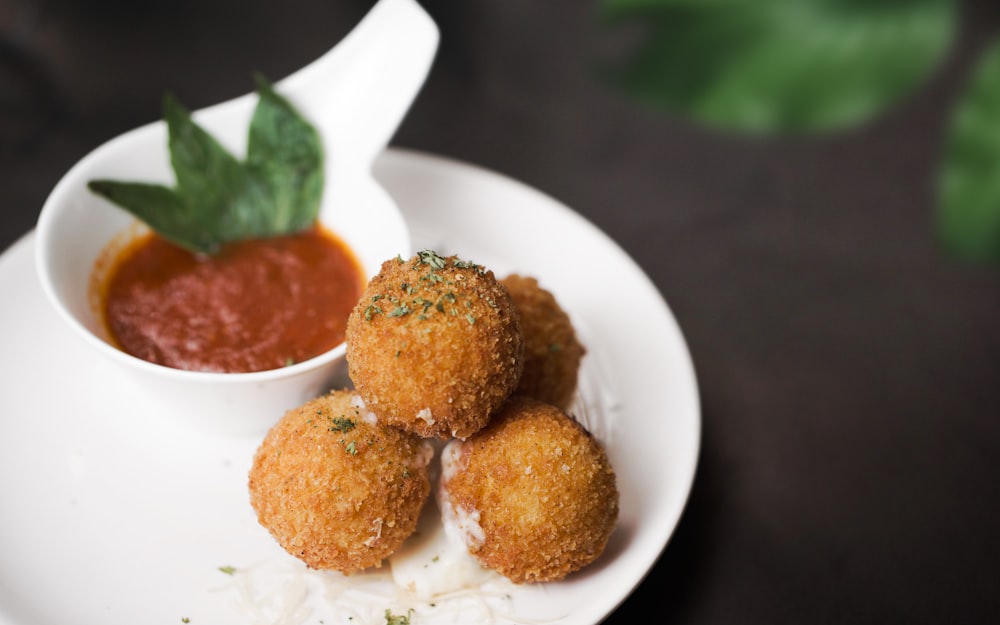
top-left (101, 225), bottom-right (364, 373)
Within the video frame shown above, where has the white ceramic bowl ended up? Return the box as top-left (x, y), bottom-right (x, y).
top-left (34, 0), bottom-right (438, 437)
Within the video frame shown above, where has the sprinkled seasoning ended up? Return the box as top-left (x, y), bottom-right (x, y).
top-left (385, 609), bottom-right (414, 625)
top-left (417, 249), bottom-right (447, 269)
top-left (329, 416), bottom-right (357, 433)
top-left (388, 304), bottom-right (412, 318)
top-left (360, 251), bottom-right (492, 328)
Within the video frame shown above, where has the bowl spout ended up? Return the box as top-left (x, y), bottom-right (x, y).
top-left (279, 0), bottom-right (440, 169)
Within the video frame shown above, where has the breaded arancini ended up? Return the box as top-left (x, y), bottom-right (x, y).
top-left (501, 274), bottom-right (586, 411)
top-left (345, 250), bottom-right (524, 440)
top-left (438, 396), bottom-right (619, 584)
top-left (248, 390), bottom-right (433, 573)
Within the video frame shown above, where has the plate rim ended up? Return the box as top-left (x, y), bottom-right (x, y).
top-left (0, 147), bottom-right (702, 625)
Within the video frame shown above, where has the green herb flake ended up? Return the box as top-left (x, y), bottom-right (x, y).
top-left (414, 297), bottom-right (433, 312)
top-left (344, 441), bottom-right (358, 455)
top-left (417, 249), bottom-right (447, 269)
top-left (388, 305), bottom-right (412, 318)
top-left (329, 417), bottom-right (357, 433)
top-left (453, 259), bottom-right (483, 272)
top-left (218, 565), bottom-right (237, 576)
top-left (466, 314), bottom-right (476, 325)
top-left (385, 609), bottom-right (414, 625)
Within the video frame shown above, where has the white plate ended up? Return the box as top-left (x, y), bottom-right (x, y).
top-left (0, 148), bottom-right (700, 625)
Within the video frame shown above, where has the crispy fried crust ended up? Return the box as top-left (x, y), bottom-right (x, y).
top-left (345, 251), bottom-right (524, 440)
top-left (248, 390), bottom-right (432, 573)
top-left (440, 396), bottom-right (619, 584)
top-left (501, 274), bottom-right (585, 411)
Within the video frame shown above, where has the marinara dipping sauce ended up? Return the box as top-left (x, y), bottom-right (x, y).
top-left (95, 224), bottom-right (364, 373)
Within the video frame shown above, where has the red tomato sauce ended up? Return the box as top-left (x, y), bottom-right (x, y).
top-left (98, 225), bottom-right (364, 373)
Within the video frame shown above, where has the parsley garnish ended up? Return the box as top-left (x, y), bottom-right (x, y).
top-left (367, 250), bottom-right (495, 326)
top-left (385, 609), bottom-right (414, 625)
top-left (417, 249), bottom-right (447, 269)
top-left (453, 259), bottom-right (483, 272)
top-left (329, 416), bottom-right (357, 433)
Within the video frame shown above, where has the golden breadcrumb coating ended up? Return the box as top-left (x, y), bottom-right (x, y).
top-left (248, 390), bottom-right (432, 573)
top-left (345, 250), bottom-right (524, 440)
top-left (501, 274), bottom-right (585, 411)
top-left (439, 396), bottom-right (619, 584)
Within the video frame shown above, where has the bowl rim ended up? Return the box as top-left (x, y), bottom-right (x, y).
top-left (33, 114), bottom-right (406, 385)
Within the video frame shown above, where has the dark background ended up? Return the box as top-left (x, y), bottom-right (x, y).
top-left (2, 0), bottom-right (1000, 623)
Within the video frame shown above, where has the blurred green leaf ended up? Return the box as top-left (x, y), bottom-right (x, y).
top-left (598, 0), bottom-right (957, 134)
top-left (938, 39), bottom-right (1000, 262)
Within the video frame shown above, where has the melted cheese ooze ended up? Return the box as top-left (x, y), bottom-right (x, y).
top-left (388, 439), bottom-right (498, 599)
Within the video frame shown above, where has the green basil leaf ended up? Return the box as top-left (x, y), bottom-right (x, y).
top-left (85, 181), bottom-right (217, 253)
top-left (938, 38), bottom-right (1000, 262)
top-left (598, 0), bottom-right (957, 134)
top-left (87, 76), bottom-right (323, 254)
top-left (246, 73), bottom-right (324, 234)
top-left (163, 93), bottom-right (246, 215)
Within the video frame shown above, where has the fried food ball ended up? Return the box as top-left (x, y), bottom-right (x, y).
top-left (345, 250), bottom-right (524, 440)
top-left (248, 390), bottom-right (433, 573)
top-left (438, 396), bottom-right (619, 584)
top-left (501, 274), bottom-right (586, 411)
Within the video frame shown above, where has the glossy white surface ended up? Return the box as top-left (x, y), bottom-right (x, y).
top-left (0, 149), bottom-right (701, 625)
top-left (31, 0), bottom-right (435, 436)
